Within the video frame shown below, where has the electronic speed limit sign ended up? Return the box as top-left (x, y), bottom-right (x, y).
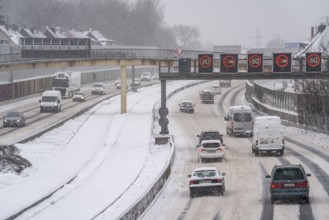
top-left (248, 54), bottom-right (263, 73)
top-left (220, 54), bottom-right (238, 73)
top-left (306, 52), bottom-right (322, 73)
top-left (273, 53), bottom-right (292, 73)
top-left (198, 54), bottom-right (213, 73)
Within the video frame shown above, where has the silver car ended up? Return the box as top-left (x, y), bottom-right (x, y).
top-left (188, 167), bottom-right (226, 197)
top-left (3, 111), bottom-right (26, 127)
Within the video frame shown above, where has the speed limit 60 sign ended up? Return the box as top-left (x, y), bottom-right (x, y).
top-left (248, 54), bottom-right (263, 73)
top-left (273, 53), bottom-right (292, 73)
top-left (306, 52), bottom-right (322, 73)
top-left (198, 54), bottom-right (213, 73)
top-left (220, 54), bottom-right (238, 73)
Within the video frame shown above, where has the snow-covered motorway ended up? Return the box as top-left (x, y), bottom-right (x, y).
top-left (141, 80), bottom-right (329, 220)
top-left (1, 80), bottom-right (329, 220)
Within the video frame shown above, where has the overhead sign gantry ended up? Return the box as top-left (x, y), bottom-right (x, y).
top-left (159, 52), bottom-right (328, 80)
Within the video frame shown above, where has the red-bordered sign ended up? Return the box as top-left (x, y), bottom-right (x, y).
top-left (273, 53), bottom-right (291, 73)
top-left (175, 47), bottom-right (184, 58)
top-left (198, 54), bottom-right (213, 73)
top-left (248, 54), bottom-right (263, 73)
top-left (306, 52), bottom-right (322, 73)
top-left (223, 55), bottom-right (236, 68)
top-left (275, 54), bottom-right (289, 68)
top-left (220, 54), bottom-right (238, 73)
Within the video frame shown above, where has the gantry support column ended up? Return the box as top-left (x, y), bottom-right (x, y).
top-left (159, 80), bottom-right (169, 134)
top-left (120, 64), bottom-right (127, 114)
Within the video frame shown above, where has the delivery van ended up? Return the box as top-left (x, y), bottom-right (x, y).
top-left (39, 90), bottom-right (62, 113)
top-left (224, 105), bottom-right (253, 137)
top-left (251, 116), bottom-right (285, 156)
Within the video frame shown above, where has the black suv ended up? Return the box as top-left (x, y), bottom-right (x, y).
top-left (266, 164), bottom-right (311, 204)
top-left (197, 130), bottom-right (224, 147)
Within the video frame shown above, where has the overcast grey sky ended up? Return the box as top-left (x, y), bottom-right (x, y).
top-left (160, 0), bottom-right (329, 48)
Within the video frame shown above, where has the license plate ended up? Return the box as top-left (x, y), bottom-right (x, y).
top-left (200, 180), bottom-right (211, 184)
top-left (284, 183), bottom-right (295, 187)
top-left (207, 150), bottom-right (216, 153)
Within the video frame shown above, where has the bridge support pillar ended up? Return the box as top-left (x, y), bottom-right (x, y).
top-left (120, 64), bottom-right (127, 114)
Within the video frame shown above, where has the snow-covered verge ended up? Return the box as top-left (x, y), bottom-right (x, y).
top-left (0, 80), bottom-right (208, 220)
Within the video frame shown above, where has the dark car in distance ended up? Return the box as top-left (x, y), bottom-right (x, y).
top-left (266, 164), bottom-right (311, 204)
top-left (179, 100), bottom-right (195, 113)
top-left (3, 111), bottom-right (26, 127)
top-left (197, 130), bottom-right (224, 147)
top-left (199, 90), bottom-right (214, 104)
top-left (72, 91), bottom-right (86, 102)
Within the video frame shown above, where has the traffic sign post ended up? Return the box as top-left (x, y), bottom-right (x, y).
top-left (220, 54), bottom-right (238, 73)
top-left (306, 52), bottom-right (322, 73)
top-left (198, 54), bottom-right (213, 73)
top-left (273, 53), bottom-right (292, 73)
top-left (248, 54), bottom-right (263, 73)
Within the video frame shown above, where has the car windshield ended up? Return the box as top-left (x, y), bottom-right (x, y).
top-left (7, 112), bottom-right (20, 117)
top-left (202, 132), bottom-right (220, 140)
top-left (233, 113), bottom-right (252, 122)
top-left (274, 168), bottom-right (304, 180)
top-left (42, 96), bottom-right (58, 102)
top-left (75, 92), bottom-right (84, 95)
top-left (202, 142), bottom-right (220, 148)
top-left (194, 170), bottom-right (217, 178)
top-left (93, 84), bottom-right (103, 87)
top-left (182, 102), bottom-right (192, 106)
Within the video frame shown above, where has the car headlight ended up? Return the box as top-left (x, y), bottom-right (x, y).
top-left (54, 103), bottom-right (58, 106)
top-left (16, 119), bottom-right (21, 122)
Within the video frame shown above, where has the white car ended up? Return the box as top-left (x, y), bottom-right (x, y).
top-left (210, 85), bottom-right (221, 95)
top-left (197, 139), bottom-right (225, 162)
top-left (188, 167), bottom-right (226, 197)
top-left (140, 72), bottom-right (152, 81)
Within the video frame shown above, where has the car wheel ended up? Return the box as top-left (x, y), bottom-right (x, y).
top-left (304, 196), bottom-right (310, 204)
top-left (221, 190), bottom-right (224, 196)
top-left (271, 196), bottom-right (276, 204)
top-left (255, 149), bottom-right (259, 156)
top-left (190, 191), bottom-right (194, 198)
top-left (252, 146), bottom-right (254, 153)
top-left (280, 150), bottom-right (284, 156)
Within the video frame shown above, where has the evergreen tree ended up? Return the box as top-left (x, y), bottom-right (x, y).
top-left (0, 0), bottom-right (4, 25)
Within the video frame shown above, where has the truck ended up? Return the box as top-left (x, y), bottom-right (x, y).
top-left (39, 90), bottom-right (62, 113)
top-left (251, 116), bottom-right (285, 156)
top-left (52, 71), bottom-right (81, 98)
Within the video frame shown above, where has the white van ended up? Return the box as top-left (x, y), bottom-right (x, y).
top-left (91, 83), bottom-right (105, 95)
top-left (224, 105), bottom-right (253, 137)
top-left (251, 116), bottom-right (285, 156)
top-left (39, 90), bottom-right (62, 113)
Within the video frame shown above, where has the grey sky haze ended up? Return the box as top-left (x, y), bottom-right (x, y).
top-left (160, 0), bottom-right (329, 48)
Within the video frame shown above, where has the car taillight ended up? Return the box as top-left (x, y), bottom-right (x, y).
top-left (256, 140), bottom-right (258, 145)
top-left (198, 148), bottom-right (205, 152)
top-left (216, 178), bottom-right (223, 183)
top-left (189, 180), bottom-right (198, 185)
top-left (217, 147), bottom-right (224, 151)
top-left (271, 182), bottom-right (282, 189)
top-left (282, 139), bottom-right (285, 145)
top-left (295, 181), bottom-right (308, 188)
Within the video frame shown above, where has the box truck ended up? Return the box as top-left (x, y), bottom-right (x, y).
top-left (52, 71), bottom-right (81, 98)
